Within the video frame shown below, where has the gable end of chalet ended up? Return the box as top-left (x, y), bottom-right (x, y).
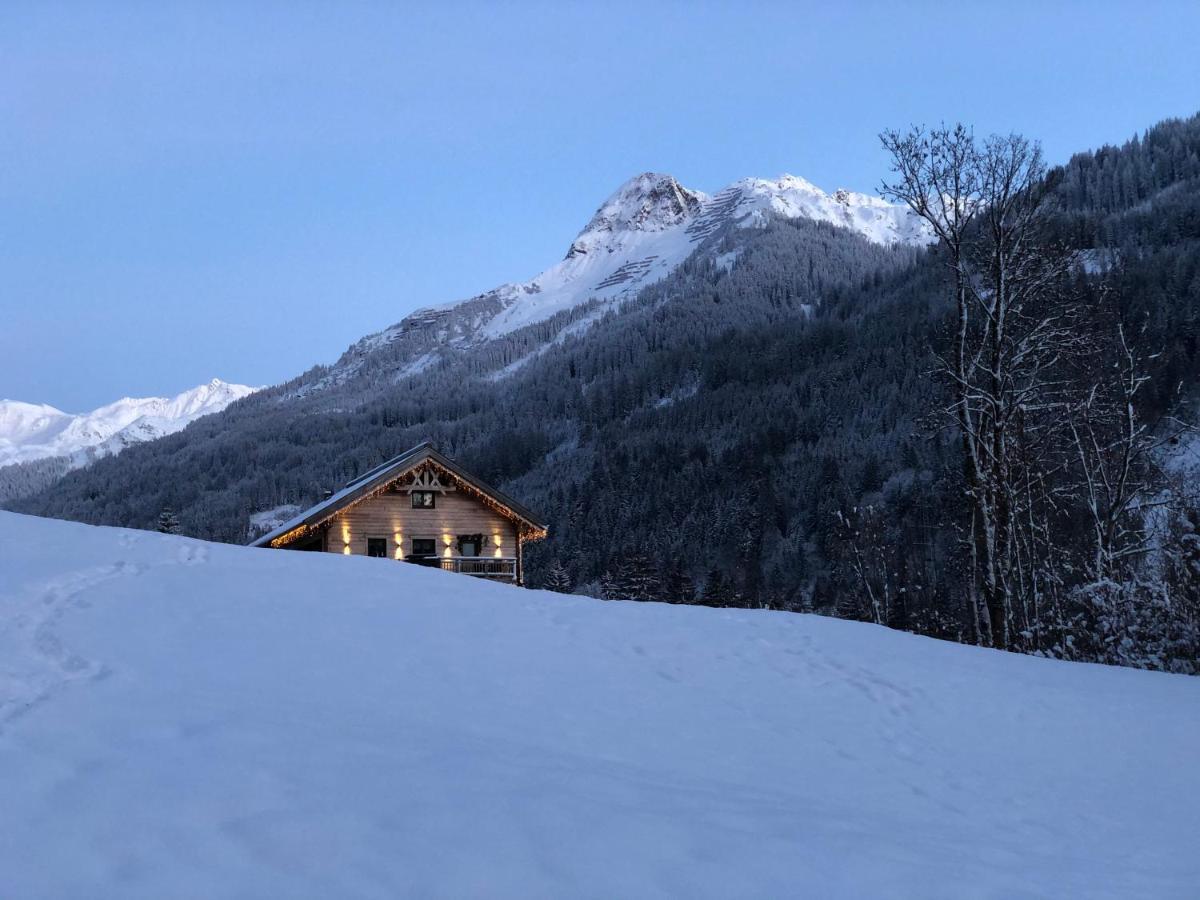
top-left (248, 443), bottom-right (546, 585)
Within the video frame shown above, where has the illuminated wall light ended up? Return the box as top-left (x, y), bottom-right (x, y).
top-left (342, 545), bottom-right (351, 555)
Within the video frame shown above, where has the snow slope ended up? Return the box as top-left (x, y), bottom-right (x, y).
top-left (352, 172), bottom-right (932, 358)
top-left (1, 511), bottom-right (1196, 898)
top-left (0, 378), bottom-right (258, 468)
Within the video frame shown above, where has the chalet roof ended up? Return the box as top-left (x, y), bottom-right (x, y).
top-left (248, 441), bottom-right (546, 548)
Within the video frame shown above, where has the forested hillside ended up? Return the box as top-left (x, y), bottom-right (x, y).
top-left (13, 113), bottom-right (1200, 671)
top-left (15, 218), bottom-right (927, 585)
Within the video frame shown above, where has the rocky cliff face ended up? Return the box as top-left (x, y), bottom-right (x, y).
top-left (566, 172), bottom-right (706, 258)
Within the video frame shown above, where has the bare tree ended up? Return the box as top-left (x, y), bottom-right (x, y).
top-left (881, 126), bottom-right (1078, 648)
top-left (832, 505), bottom-right (892, 626)
top-left (1068, 322), bottom-right (1192, 581)
top-left (880, 125), bottom-right (989, 641)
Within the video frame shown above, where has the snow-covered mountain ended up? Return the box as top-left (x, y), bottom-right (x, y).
top-left (1, 510), bottom-right (1196, 896)
top-left (0, 378), bottom-right (258, 468)
top-left (348, 172), bottom-right (932, 362)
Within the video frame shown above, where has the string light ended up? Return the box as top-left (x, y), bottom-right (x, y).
top-left (267, 459), bottom-right (546, 550)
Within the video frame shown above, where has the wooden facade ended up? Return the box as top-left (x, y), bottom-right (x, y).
top-left (250, 443), bottom-right (546, 585)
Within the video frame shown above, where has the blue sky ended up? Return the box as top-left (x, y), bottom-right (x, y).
top-left (3, 1), bottom-right (1199, 410)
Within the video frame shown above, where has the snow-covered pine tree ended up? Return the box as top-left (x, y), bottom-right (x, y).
top-left (623, 553), bottom-right (661, 601)
top-left (543, 560), bottom-right (574, 594)
top-left (699, 569), bottom-right (732, 607)
top-left (600, 554), bottom-right (661, 601)
top-left (156, 507), bottom-right (181, 535)
top-left (663, 562), bottom-right (696, 604)
top-left (599, 568), bottom-right (624, 601)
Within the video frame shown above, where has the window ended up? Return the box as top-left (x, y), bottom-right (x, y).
top-left (458, 536), bottom-right (480, 557)
top-left (411, 490), bottom-right (436, 509)
top-left (411, 538), bottom-right (437, 557)
top-left (366, 538), bottom-right (388, 558)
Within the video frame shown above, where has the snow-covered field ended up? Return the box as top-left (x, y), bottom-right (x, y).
top-left (1, 511), bottom-right (1197, 898)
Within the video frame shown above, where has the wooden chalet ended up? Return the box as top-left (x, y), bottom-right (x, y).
top-left (249, 442), bottom-right (547, 585)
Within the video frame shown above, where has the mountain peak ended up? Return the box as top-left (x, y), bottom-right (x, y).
top-left (774, 173), bottom-right (822, 192)
top-left (566, 172), bottom-right (706, 259)
top-left (349, 166), bottom-right (932, 359)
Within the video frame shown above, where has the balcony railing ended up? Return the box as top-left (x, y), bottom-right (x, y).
top-left (421, 556), bottom-right (517, 579)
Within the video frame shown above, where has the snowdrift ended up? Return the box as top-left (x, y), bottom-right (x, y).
top-left (0, 511), bottom-right (1196, 898)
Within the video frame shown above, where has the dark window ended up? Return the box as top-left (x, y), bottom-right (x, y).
top-left (411, 538), bottom-right (437, 557)
top-left (458, 537), bottom-right (479, 557)
top-left (366, 538), bottom-right (388, 558)
top-left (411, 490), bottom-right (436, 509)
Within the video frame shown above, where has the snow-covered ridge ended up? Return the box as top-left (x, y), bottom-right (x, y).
top-left (355, 171), bottom-right (932, 358)
top-left (0, 378), bottom-right (258, 468)
top-left (734, 174), bottom-right (932, 245)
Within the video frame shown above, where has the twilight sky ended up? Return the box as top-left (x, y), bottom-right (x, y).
top-left (3, 1), bottom-right (1198, 410)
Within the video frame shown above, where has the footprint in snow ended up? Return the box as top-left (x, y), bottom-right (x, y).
top-left (176, 544), bottom-right (209, 566)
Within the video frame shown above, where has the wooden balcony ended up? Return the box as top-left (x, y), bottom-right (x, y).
top-left (423, 556), bottom-right (518, 580)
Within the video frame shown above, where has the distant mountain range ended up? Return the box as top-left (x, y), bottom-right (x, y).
top-left (0, 378), bottom-right (257, 470)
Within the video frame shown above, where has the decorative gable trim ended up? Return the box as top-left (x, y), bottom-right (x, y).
top-left (404, 469), bottom-right (454, 494)
top-left (249, 442), bottom-right (547, 549)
